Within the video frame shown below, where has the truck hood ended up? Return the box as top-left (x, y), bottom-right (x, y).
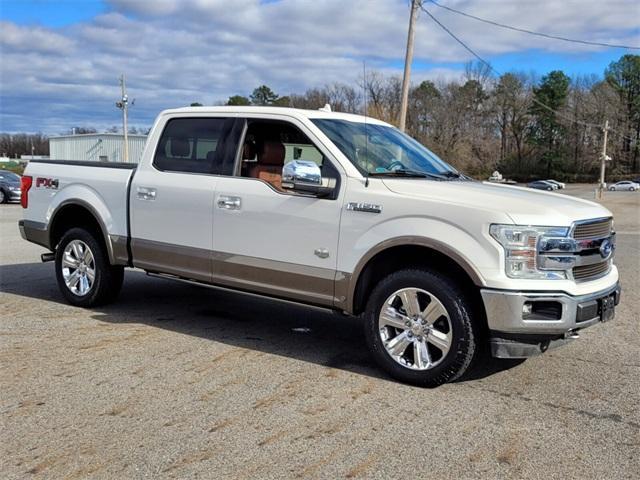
top-left (382, 179), bottom-right (612, 226)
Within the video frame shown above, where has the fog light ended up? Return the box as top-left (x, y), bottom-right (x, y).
top-left (523, 301), bottom-right (563, 320)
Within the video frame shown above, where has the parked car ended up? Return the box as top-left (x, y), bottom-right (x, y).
top-left (487, 171), bottom-right (516, 184)
top-left (545, 179), bottom-right (566, 189)
top-left (18, 106), bottom-right (621, 387)
top-left (0, 170), bottom-right (22, 203)
top-left (527, 180), bottom-right (557, 191)
top-left (608, 181), bottom-right (639, 191)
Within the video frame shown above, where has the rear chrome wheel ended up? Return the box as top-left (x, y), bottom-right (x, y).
top-left (55, 227), bottom-right (124, 307)
top-left (378, 288), bottom-right (452, 371)
top-left (62, 240), bottom-right (96, 296)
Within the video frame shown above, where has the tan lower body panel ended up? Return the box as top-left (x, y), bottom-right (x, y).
top-left (130, 238), bottom-right (342, 308)
top-left (212, 252), bottom-right (337, 307)
top-left (131, 238), bottom-right (211, 283)
top-left (110, 235), bottom-right (129, 265)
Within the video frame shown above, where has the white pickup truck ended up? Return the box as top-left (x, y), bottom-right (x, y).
top-left (19, 106), bottom-right (621, 386)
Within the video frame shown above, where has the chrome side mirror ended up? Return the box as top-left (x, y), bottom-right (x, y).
top-left (283, 160), bottom-right (322, 185)
top-left (282, 160), bottom-right (335, 197)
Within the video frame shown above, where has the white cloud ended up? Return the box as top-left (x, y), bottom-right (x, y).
top-left (0, 21), bottom-right (76, 53)
top-left (0, 0), bottom-right (638, 132)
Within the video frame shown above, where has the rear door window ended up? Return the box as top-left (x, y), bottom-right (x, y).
top-left (154, 118), bottom-right (237, 174)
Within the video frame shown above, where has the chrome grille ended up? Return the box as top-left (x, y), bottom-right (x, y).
top-left (573, 261), bottom-right (610, 281)
top-left (573, 218), bottom-right (612, 240)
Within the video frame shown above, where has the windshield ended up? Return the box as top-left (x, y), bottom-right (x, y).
top-left (311, 119), bottom-right (458, 177)
top-left (0, 171), bottom-right (20, 182)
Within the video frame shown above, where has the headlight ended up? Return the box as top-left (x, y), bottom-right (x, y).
top-left (490, 224), bottom-right (569, 279)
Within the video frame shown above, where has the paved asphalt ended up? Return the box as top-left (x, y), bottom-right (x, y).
top-left (1, 185), bottom-right (638, 479)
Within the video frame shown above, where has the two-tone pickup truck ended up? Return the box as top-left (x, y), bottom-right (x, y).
top-left (19, 106), bottom-right (621, 386)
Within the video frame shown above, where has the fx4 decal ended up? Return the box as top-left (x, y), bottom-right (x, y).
top-left (36, 177), bottom-right (59, 189)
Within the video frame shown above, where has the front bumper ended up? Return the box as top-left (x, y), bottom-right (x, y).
top-left (482, 282), bottom-right (621, 358)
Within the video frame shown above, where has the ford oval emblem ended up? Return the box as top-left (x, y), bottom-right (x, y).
top-left (599, 239), bottom-right (613, 258)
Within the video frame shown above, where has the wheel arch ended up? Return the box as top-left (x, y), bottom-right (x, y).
top-left (346, 238), bottom-right (485, 317)
top-left (49, 200), bottom-right (115, 264)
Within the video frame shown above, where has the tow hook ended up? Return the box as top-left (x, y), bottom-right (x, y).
top-left (564, 330), bottom-right (580, 340)
top-left (41, 252), bottom-right (55, 263)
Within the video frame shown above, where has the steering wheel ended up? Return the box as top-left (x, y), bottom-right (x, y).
top-left (386, 160), bottom-right (406, 171)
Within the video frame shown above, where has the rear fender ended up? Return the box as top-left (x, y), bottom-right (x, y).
top-left (46, 184), bottom-right (117, 263)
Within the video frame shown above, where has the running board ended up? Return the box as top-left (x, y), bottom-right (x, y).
top-left (145, 271), bottom-right (337, 314)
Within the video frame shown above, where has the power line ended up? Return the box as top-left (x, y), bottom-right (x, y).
top-left (427, 0), bottom-right (640, 50)
top-left (419, 4), bottom-right (636, 142)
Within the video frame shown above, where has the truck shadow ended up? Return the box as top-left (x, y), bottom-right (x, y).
top-left (1, 262), bottom-right (524, 384)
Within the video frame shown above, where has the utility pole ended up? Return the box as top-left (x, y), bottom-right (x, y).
top-left (116, 74), bottom-right (130, 162)
top-left (399, 0), bottom-right (420, 132)
top-left (597, 120), bottom-right (609, 199)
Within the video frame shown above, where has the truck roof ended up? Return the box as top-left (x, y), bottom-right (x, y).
top-left (159, 106), bottom-right (391, 126)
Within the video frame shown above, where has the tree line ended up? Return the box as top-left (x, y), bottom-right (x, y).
top-left (3, 54), bottom-right (638, 181)
top-left (0, 126), bottom-right (149, 159)
top-left (0, 133), bottom-right (49, 158)
top-left (223, 54), bottom-right (640, 181)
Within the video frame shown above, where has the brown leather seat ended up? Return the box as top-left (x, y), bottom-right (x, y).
top-left (249, 141), bottom-right (285, 190)
top-left (240, 140), bottom-right (257, 177)
top-left (242, 140), bottom-right (256, 161)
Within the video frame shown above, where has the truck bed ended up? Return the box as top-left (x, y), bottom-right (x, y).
top-left (22, 160), bottom-right (137, 259)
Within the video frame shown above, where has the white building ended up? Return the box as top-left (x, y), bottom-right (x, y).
top-left (49, 133), bottom-right (147, 163)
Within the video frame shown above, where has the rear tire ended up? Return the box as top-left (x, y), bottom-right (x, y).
top-left (55, 228), bottom-right (124, 307)
top-left (0, 189), bottom-right (6, 204)
top-left (363, 269), bottom-right (479, 387)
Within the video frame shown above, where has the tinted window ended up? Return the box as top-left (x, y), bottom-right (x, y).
top-left (154, 118), bottom-right (235, 174)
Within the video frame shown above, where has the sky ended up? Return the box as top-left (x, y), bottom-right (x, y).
top-left (0, 0), bottom-right (638, 133)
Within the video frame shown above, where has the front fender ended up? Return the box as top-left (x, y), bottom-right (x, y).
top-left (338, 215), bottom-right (505, 312)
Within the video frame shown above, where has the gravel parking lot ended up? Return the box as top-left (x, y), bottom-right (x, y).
top-left (1, 184), bottom-right (639, 479)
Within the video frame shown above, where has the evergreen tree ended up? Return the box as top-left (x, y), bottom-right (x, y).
top-left (529, 70), bottom-right (570, 177)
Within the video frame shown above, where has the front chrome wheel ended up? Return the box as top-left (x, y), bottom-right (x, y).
top-left (62, 239), bottom-right (96, 296)
top-left (378, 287), bottom-right (452, 371)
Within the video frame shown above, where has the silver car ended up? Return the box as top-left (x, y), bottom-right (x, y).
top-left (608, 181), bottom-right (639, 192)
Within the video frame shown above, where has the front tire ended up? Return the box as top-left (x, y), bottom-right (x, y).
top-left (609, 187), bottom-right (615, 191)
top-left (55, 228), bottom-right (124, 307)
top-left (630, 187), bottom-right (635, 191)
top-left (363, 269), bottom-right (478, 387)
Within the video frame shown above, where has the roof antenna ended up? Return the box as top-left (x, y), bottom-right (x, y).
top-left (319, 103), bottom-right (332, 112)
top-left (363, 60), bottom-right (370, 188)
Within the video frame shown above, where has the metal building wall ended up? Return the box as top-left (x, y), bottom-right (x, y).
top-left (49, 134), bottom-right (147, 163)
